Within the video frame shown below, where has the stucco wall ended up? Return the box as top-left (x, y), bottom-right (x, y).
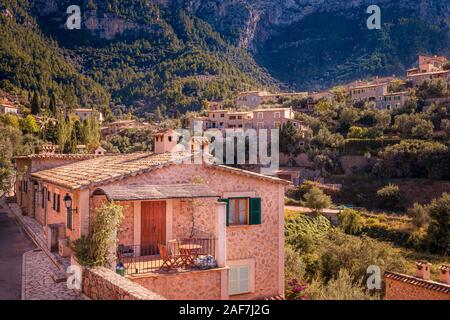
top-left (130, 268), bottom-right (225, 300)
top-left (83, 267), bottom-right (165, 300)
top-left (385, 278), bottom-right (450, 300)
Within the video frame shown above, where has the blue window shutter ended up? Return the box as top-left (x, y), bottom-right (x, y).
top-left (219, 198), bottom-right (230, 226)
top-left (249, 198), bottom-right (262, 225)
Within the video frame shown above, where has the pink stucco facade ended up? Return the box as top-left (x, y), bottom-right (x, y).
top-left (27, 160), bottom-right (286, 300)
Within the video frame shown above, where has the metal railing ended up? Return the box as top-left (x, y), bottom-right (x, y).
top-left (117, 238), bottom-right (217, 276)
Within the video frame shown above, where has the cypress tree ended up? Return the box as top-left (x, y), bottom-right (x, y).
top-left (49, 93), bottom-right (57, 115)
top-left (30, 92), bottom-right (41, 115)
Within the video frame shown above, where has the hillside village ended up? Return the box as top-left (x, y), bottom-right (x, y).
top-left (0, 53), bottom-right (449, 301)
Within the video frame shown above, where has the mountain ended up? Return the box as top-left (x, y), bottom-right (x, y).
top-left (0, 0), bottom-right (277, 116)
top-left (0, 0), bottom-right (449, 115)
top-left (183, 0), bottom-right (450, 90)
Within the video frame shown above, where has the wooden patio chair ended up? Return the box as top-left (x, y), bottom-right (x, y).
top-left (158, 244), bottom-right (179, 270)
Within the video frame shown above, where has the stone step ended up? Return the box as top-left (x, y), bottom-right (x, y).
top-left (51, 270), bottom-right (67, 283)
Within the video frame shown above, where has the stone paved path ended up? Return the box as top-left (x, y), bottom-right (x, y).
top-left (1, 198), bottom-right (84, 300)
top-left (22, 249), bottom-right (84, 300)
top-left (0, 204), bottom-right (35, 300)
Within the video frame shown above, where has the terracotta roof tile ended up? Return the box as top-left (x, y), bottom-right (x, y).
top-left (14, 154), bottom-right (99, 161)
top-left (94, 184), bottom-right (219, 201)
top-left (385, 271), bottom-right (450, 294)
top-left (31, 152), bottom-right (292, 190)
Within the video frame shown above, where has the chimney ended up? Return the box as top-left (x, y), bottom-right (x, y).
top-left (439, 265), bottom-right (450, 285)
top-left (153, 129), bottom-right (180, 154)
top-left (415, 261), bottom-right (432, 280)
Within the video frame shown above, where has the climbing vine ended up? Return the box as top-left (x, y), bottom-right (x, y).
top-left (72, 201), bottom-right (124, 267)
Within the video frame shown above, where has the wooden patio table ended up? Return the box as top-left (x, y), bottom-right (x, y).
top-left (178, 244), bottom-right (202, 267)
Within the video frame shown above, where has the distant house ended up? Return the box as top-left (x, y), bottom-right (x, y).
top-left (190, 107), bottom-right (309, 133)
top-left (349, 82), bottom-right (388, 104)
top-left (236, 91), bottom-right (308, 109)
top-left (67, 108), bottom-right (103, 123)
top-left (385, 262), bottom-right (450, 300)
top-left (0, 97), bottom-right (19, 115)
top-left (100, 120), bottom-right (153, 138)
top-left (407, 55), bottom-right (449, 76)
top-left (19, 134), bottom-right (290, 300)
top-left (407, 69), bottom-right (450, 87)
top-left (406, 55), bottom-right (450, 87)
top-left (377, 91), bottom-right (409, 110)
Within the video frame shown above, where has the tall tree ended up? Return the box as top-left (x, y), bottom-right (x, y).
top-left (30, 92), bottom-right (40, 115)
top-left (49, 93), bottom-right (57, 115)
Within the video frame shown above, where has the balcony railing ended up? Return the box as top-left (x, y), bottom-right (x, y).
top-left (117, 238), bottom-right (217, 276)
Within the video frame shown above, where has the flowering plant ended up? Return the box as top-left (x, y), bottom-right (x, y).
top-left (286, 278), bottom-right (308, 300)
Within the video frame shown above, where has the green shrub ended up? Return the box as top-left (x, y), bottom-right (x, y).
top-left (304, 187), bottom-right (332, 213)
top-left (285, 214), bottom-right (332, 253)
top-left (306, 269), bottom-right (379, 300)
top-left (285, 245), bottom-right (305, 281)
top-left (376, 184), bottom-right (405, 211)
top-left (317, 231), bottom-right (408, 283)
top-left (426, 193), bottom-right (450, 254)
top-left (286, 180), bottom-right (316, 201)
top-left (285, 197), bottom-right (303, 206)
top-left (338, 209), bottom-right (365, 235)
top-left (408, 203), bottom-right (430, 228)
top-left (342, 138), bottom-right (400, 155)
top-left (72, 202), bottom-right (124, 267)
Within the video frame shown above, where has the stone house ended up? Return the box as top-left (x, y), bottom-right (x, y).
top-left (22, 133), bottom-right (290, 300)
top-left (385, 262), bottom-right (450, 300)
top-left (407, 69), bottom-right (450, 87)
top-left (14, 154), bottom-right (99, 222)
top-left (236, 91), bottom-right (308, 109)
top-left (191, 107), bottom-right (308, 133)
top-left (67, 108), bottom-right (104, 123)
top-left (377, 91), bottom-right (409, 110)
top-left (349, 82), bottom-right (388, 104)
top-left (407, 55), bottom-right (449, 76)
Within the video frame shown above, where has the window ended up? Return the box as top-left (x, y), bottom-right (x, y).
top-left (229, 116), bottom-right (236, 120)
top-left (274, 112), bottom-right (280, 119)
top-left (41, 188), bottom-right (45, 208)
top-left (67, 208), bottom-right (73, 230)
top-left (53, 193), bottom-right (60, 212)
top-left (229, 265), bottom-right (250, 295)
top-left (257, 112), bottom-right (263, 120)
top-left (47, 191), bottom-right (51, 202)
top-left (168, 136), bottom-right (172, 142)
top-left (228, 198), bottom-right (248, 225)
top-left (257, 122), bottom-right (264, 129)
top-left (57, 194), bottom-right (61, 212)
top-left (220, 197), bottom-right (261, 226)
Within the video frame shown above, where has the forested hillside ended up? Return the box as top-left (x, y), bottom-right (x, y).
top-left (0, 0), bottom-right (277, 116)
top-left (0, 0), bottom-right (449, 114)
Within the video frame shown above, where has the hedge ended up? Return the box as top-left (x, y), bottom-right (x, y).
top-left (342, 138), bottom-right (401, 155)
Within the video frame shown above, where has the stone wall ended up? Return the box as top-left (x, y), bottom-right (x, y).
top-left (130, 268), bottom-right (226, 300)
top-left (82, 267), bottom-right (165, 300)
top-left (385, 277), bottom-right (450, 300)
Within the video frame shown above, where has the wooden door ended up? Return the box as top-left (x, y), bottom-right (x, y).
top-left (141, 201), bottom-right (166, 255)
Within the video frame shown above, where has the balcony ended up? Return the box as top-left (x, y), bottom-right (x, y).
top-left (117, 238), bottom-right (218, 276)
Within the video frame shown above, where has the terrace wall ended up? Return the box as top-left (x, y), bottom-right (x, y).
top-left (82, 267), bottom-right (165, 300)
top-left (129, 268), bottom-right (226, 300)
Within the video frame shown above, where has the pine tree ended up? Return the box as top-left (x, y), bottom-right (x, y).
top-left (49, 93), bottom-right (57, 115)
top-left (30, 92), bottom-right (41, 115)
